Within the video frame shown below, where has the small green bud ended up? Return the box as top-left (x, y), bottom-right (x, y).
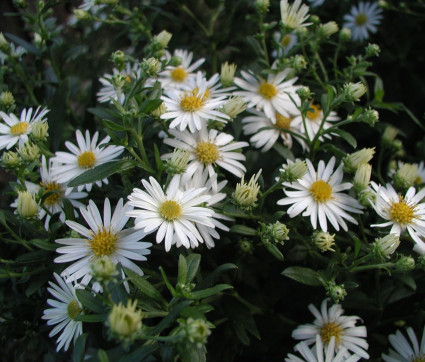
top-left (256, 0), bottom-right (269, 14)
top-left (365, 43), bottom-right (380, 57)
top-left (1, 151), bottom-right (21, 168)
top-left (280, 159), bottom-right (308, 182)
top-left (142, 57), bottom-right (161, 76)
top-left (395, 255), bottom-right (415, 272)
top-left (17, 190), bottom-right (39, 219)
top-left (169, 55), bottom-right (182, 67)
top-left (17, 142), bottom-right (40, 162)
top-left (319, 21), bottom-right (339, 37)
top-left (342, 82), bottom-right (367, 102)
top-left (358, 187), bottom-right (375, 207)
top-left (312, 230), bottom-right (335, 252)
top-left (0, 33), bottom-right (9, 53)
top-left (91, 256), bottom-right (118, 282)
top-left (175, 282), bottom-right (195, 298)
top-left (289, 54), bottom-right (307, 72)
top-left (151, 103), bottom-right (167, 117)
top-left (111, 50), bottom-right (126, 68)
top-left (239, 239), bottom-right (254, 254)
top-left (339, 27), bottom-right (351, 42)
top-left (166, 149), bottom-right (191, 175)
top-left (296, 86), bottom-right (311, 100)
top-left (31, 121), bottom-right (49, 140)
top-left (361, 108), bottom-right (379, 126)
top-left (0, 91), bottom-right (15, 110)
top-left (108, 300), bottom-right (143, 343)
top-left (154, 30), bottom-right (172, 48)
top-left (182, 318), bottom-right (213, 347)
top-left (73, 9), bottom-right (91, 20)
top-left (260, 221), bottom-right (289, 245)
top-left (325, 281), bottom-right (347, 303)
top-left (382, 125), bottom-right (398, 146)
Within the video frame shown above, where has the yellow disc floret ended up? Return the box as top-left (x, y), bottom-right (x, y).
top-left (390, 198), bottom-right (415, 224)
top-left (195, 142), bottom-right (219, 164)
top-left (41, 182), bottom-right (63, 206)
top-left (310, 180), bottom-right (333, 202)
top-left (307, 103), bottom-right (321, 121)
top-left (258, 82), bottom-right (277, 99)
top-left (319, 322), bottom-right (342, 346)
top-left (77, 151), bottom-right (96, 169)
top-left (90, 228), bottom-right (118, 257)
top-left (67, 300), bottom-right (82, 320)
top-left (412, 356), bottom-right (425, 362)
top-left (171, 67), bottom-right (187, 82)
top-left (10, 122), bottom-right (29, 135)
top-left (160, 200), bottom-right (182, 221)
top-left (275, 113), bottom-right (292, 130)
top-left (180, 94), bottom-right (204, 112)
top-left (355, 14), bottom-right (367, 26)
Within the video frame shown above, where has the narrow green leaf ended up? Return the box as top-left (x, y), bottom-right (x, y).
top-left (102, 119), bottom-right (129, 131)
top-left (191, 284), bottom-right (233, 299)
top-left (30, 239), bottom-right (57, 251)
top-left (75, 289), bottom-right (104, 313)
top-left (178, 254), bottom-right (188, 285)
top-left (140, 99), bottom-right (163, 114)
top-left (197, 263), bottom-right (237, 289)
top-left (68, 160), bottom-right (135, 187)
top-left (124, 268), bottom-right (167, 308)
top-left (97, 349), bottom-right (109, 362)
top-left (272, 143), bottom-right (295, 161)
top-left (332, 129), bottom-right (357, 148)
top-left (186, 254), bottom-right (201, 283)
top-left (120, 345), bottom-right (158, 362)
top-left (264, 243), bottom-right (284, 261)
top-left (150, 299), bottom-right (193, 335)
top-left (229, 225), bottom-right (257, 236)
top-left (353, 237), bottom-right (362, 258)
top-left (74, 314), bottom-right (106, 323)
top-left (72, 333), bottom-right (87, 362)
top-left (282, 266), bottom-right (322, 287)
top-left (88, 107), bottom-right (119, 121)
top-left (5, 33), bottom-right (42, 56)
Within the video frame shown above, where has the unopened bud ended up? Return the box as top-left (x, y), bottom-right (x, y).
top-left (166, 149), bottom-right (191, 175)
top-left (0, 91), bottom-right (15, 110)
top-left (232, 170), bottom-right (261, 210)
top-left (370, 234), bottom-right (400, 260)
top-left (108, 300), bottom-right (143, 342)
top-left (260, 221), bottom-right (289, 245)
top-left (142, 57), bottom-right (161, 76)
top-left (344, 148), bottom-right (375, 173)
top-left (313, 231), bottom-right (335, 252)
top-left (319, 21), bottom-right (339, 37)
top-left (1, 151), bottom-right (21, 168)
top-left (17, 142), bottom-right (40, 161)
top-left (220, 62), bottom-right (237, 87)
top-left (394, 163), bottom-right (418, 190)
top-left (296, 86), bottom-right (311, 100)
top-left (289, 54), bottom-right (307, 72)
top-left (339, 27), bottom-right (351, 42)
top-left (154, 30), bottom-right (172, 48)
top-left (342, 82), bottom-right (367, 102)
top-left (361, 108), bottom-right (379, 126)
top-left (151, 103), bottom-right (167, 117)
top-left (17, 190), bottom-right (39, 219)
top-left (169, 56), bottom-right (182, 67)
top-left (184, 318), bottom-right (212, 347)
top-left (111, 50), bottom-right (126, 68)
top-left (73, 9), bottom-right (91, 20)
top-left (0, 33), bottom-right (9, 53)
top-left (222, 96), bottom-right (246, 119)
top-left (354, 163), bottom-right (372, 193)
top-left (280, 159), bottom-right (308, 182)
top-left (382, 125), bottom-right (398, 146)
top-left (395, 255), bottom-right (415, 272)
top-left (31, 121), bottom-right (49, 140)
top-left (325, 281), bottom-right (347, 303)
top-left (365, 43), bottom-right (380, 57)
top-left (256, 0), bottom-right (269, 13)
top-left (91, 256), bottom-right (118, 282)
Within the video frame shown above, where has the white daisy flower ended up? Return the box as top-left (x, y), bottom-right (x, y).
top-left (50, 129), bottom-right (124, 192)
top-left (12, 156), bottom-right (87, 230)
top-left (0, 43), bottom-right (27, 64)
top-left (126, 175), bottom-right (216, 251)
top-left (183, 168), bottom-right (232, 249)
top-left (97, 62), bottom-right (142, 104)
top-left (157, 49), bottom-right (205, 90)
top-left (382, 326), bottom-right (425, 362)
top-left (241, 109), bottom-right (306, 152)
top-left (415, 161), bottom-right (425, 186)
top-left (343, 2), bottom-right (383, 42)
top-left (234, 69), bottom-right (300, 123)
top-left (292, 102), bottom-right (340, 142)
top-left (55, 198), bottom-right (152, 288)
top-left (0, 106), bottom-right (49, 150)
top-left (370, 182), bottom-right (425, 254)
top-left (161, 82), bottom-right (230, 133)
top-left (272, 31), bottom-right (299, 58)
top-left (286, 335), bottom-right (361, 362)
top-left (42, 273), bottom-right (83, 352)
top-left (277, 157), bottom-right (363, 232)
top-left (280, 0), bottom-right (312, 30)
top-left (182, 71), bottom-right (235, 98)
top-left (162, 126), bottom-right (249, 188)
top-left (292, 298), bottom-right (369, 359)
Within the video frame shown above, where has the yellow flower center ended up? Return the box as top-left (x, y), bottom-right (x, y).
top-left (41, 182), bottom-right (63, 206)
top-left (390, 198), bottom-right (415, 224)
top-left (77, 151), bottom-right (97, 169)
top-left (160, 200), bottom-right (182, 221)
top-left (171, 67), bottom-right (187, 82)
top-left (307, 103), bottom-right (321, 121)
top-left (10, 122), bottom-right (29, 135)
top-left (258, 82), bottom-right (277, 99)
top-left (192, 87), bottom-right (211, 100)
top-left (310, 180), bottom-right (332, 202)
top-left (67, 300), bottom-right (82, 320)
top-left (90, 228), bottom-right (118, 257)
top-left (415, 176), bottom-right (423, 185)
top-left (195, 141), bottom-right (219, 164)
top-left (180, 94), bottom-right (204, 112)
top-left (275, 113), bottom-right (292, 130)
top-left (319, 322), bottom-right (342, 346)
top-left (282, 34), bottom-right (292, 47)
top-left (355, 13), bottom-right (368, 26)
top-left (125, 75), bottom-right (131, 83)
top-left (412, 356), bottom-right (425, 362)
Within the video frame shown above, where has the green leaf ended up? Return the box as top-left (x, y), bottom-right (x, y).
top-left (229, 225), bottom-right (257, 236)
top-left (124, 268), bottom-right (167, 308)
top-left (191, 284), bottom-right (233, 299)
top-left (264, 243), bottom-right (284, 261)
top-left (102, 119), bottom-right (129, 132)
top-left (30, 239), bottom-right (57, 251)
top-left (88, 107), bottom-right (119, 122)
top-left (186, 254), bottom-right (201, 283)
top-left (5, 33), bottom-right (42, 56)
top-left (332, 129), bottom-right (357, 148)
top-left (140, 99), bottom-right (163, 114)
top-left (120, 345), bottom-right (158, 362)
top-left (97, 349), bottom-right (109, 362)
top-left (353, 237), bottom-right (362, 258)
top-left (282, 266), bottom-right (322, 287)
top-left (72, 333), bottom-right (87, 362)
top-left (74, 314), bottom-right (106, 323)
top-left (178, 254), bottom-right (188, 285)
top-left (374, 77), bottom-right (384, 101)
top-left (197, 263), bottom-right (237, 289)
top-left (68, 160), bottom-right (135, 187)
top-left (75, 289), bottom-right (104, 313)
top-left (153, 143), bottom-right (163, 172)
top-left (150, 300), bottom-right (193, 335)
top-left (272, 143), bottom-right (295, 161)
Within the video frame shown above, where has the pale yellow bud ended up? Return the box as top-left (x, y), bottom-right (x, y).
top-left (371, 234), bottom-right (400, 260)
top-left (31, 121), bottom-right (49, 140)
top-left (17, 190), bottom-right (39, 219)
top-left (154, 30), bottom-right (172, 48)
top-left (220, 62), bottom-right (237, 87)
top-left (319, 21), bottom-right (339, 37)
top-left (354, 163), bottom-right (372, 192)
top-left (222, 97), bottom-right (246, 119)
top-left (233, 170), bottom-right (262, 210)
top-left (108, 300), bottom-right (143, 341)
top-left (0, 91), bottom-right (15, 109)
top-left (17, 142), bottom-right (40, 162)
top-left (343, 82), bottom-right (367, 102)
top-left (151, 103), bottom-right (167, 117)
top-left (344, 148), bottom-right (375, 173)
top-left (313, 230), bottom-right (335, 252)
top-left (394, 163), bottom-right (418, 190)
top-left (1, 151), bottom-right (21, 168)
top-left (91, 256), bottom-right (118, 281)
top-left (0, 33), bottom-right (9, 53)
top-left (166, 149), bottom-right (191, 174)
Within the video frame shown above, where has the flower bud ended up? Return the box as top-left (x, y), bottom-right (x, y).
top-left (256, 0), bottom-right (269, 13)
top-left (361, 108), bottom-right (379, 126)
top-left (395, 255), bottom-right (415, 272)
top-left (17, 190), bottom-right (39, 219)
top-left (166, 149), bottom-right (191, 175)
top-left (232, 170), bottom-right (262, 210)
top-left (111, 50), bottom-right (126, 69)
top-left (342, 82), bottom-right (367, 102)
top-left (370, 234), bottom-right (400, 260)
top-left (313, 230), bottom-right (335, 252)
top-left (154, 30), bottom-right (172, 48)
top-left (296, 86), bottom-right (311, 100)
top-left (358, 187), bottom-right (375, 207)
top-left (222, 96), bottom-right (246, 119)
top-left (31, 120), bottom-right (49, 140)
top-left (239, 239), bottom-right (254, 254)
top-left (1, 151), bottom-right (21, 168)
top-left (382, 125), bottom-right (398, 145)
top-left (108, 300), bottom-right (143, 342)
top-left (354, 163), bottom-right (372, 193)
top-left (73, 9), bottom-right (91, 20)
top-left (260, 221), bottom-right (289, 245)
top-left (169, 56), bottom-right (182, 67)
top-left (151, 103), bottom-right (167, 117)
top-left (0, 33), bottom-right (9, 53)
top-left (393, 163), bottom-right (418, 190)
top-left (184, 318), bottom-right (212, 347)
top-left (319, 21), bottom-right (339, 37)
top-left (0, 91), bottom-right (15, 110)
top-left (339, 27), bottom-right (351, 42)
top-left (289, 54), bottom-right (307, 72)
top-left (325, 281), bottom-right (347, 303)
top-left (142, 57), bottom-right (161, 76)
top-left (343, 148), bottom-right (375, 174)
top-left (365, 43), bottom-right (380, 57)
top-left (17, 142), bottom-right (40, 162)
top-left (91, 256), bottom-right (118, 282)
top-left (220, 62), bottom-right (237, 87)
top-left (280, 159), bottom-right (308, 182)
